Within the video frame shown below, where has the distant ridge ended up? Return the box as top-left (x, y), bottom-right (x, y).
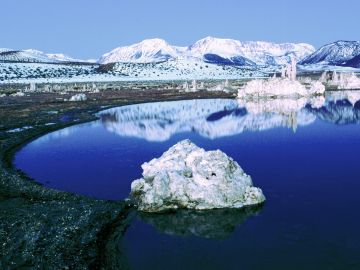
top-left (299, 40), bottom-right (360, 67)
top-left (98, 36), bottom-right (315, 66)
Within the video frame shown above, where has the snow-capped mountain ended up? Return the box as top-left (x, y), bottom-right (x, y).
top-left (45, 53), bottom-right (84, 62)
top-left (0, 49), bottom-right (55, 63)
top-left (2, 38), bottom-right (359, 84)
top-left (343, 54), bottom-right (360, 68)
top-left (0, 48), bottom-right (12, 53)
top-left (299, 41), bottom-right (360, 67)
top-left (0, 49), bottom-right (85, 63)
top-left (186, 37), bottom-right (315, 66)
top-left (98, 37), bottom-right (315, 66)
top-left (98, 38), bottom-right (186, 64)
top-left (1, 37), bottom-right (315, 67)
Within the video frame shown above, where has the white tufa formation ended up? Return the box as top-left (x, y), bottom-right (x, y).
top-left (281, 56), bottom-right (297, 81)
top-left (192, 80), bottom-right (197, 91)
top-left (183, 81), bottom-right (189, 92)
top-left (238, 57), bottom-right (325, 98)
top-left (130, 139), bottom-right (265, 212)
top-left (69, 93), bottom-right (87, 102)
top-left (10, 92), bottom-right (25, 97)
top-left (224, 79), bottom-right (230, 88)
top-left (325, 71), bottom-right (360, 89)
top-left (29, 82), bottom-right (36, 92)
top-left (238, 78), bottom-right (308, 98)
top-left (308, 81), bottom-right (326, 95)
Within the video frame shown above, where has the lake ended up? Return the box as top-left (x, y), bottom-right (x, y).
top-left (14, 94), bottom-right (360, 269)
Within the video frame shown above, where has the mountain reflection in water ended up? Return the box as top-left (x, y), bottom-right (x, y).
top-left (99, 91), bottom-right (360, 141)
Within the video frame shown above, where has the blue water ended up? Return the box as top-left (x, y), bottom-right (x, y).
top-left (14, 98), bottom-right (360, 269)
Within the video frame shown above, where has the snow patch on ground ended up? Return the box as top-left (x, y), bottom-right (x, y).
top-left (7, 126), bottom-right (33, 133)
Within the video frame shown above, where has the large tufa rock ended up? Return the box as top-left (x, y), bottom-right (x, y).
top-left (237, 77), bottom-right (327, 98)
top-left (130, 139), bottom-right (265, 212)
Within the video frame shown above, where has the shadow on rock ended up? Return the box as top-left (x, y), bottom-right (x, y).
top-left (138, 205), bottom-right (263, 240)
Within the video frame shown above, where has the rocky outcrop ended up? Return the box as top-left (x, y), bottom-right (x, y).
top-left (130, 140), bottom-right (265, 212)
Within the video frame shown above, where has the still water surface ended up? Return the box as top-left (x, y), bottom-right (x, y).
top-left (15, 95), bottom-right (360, 269)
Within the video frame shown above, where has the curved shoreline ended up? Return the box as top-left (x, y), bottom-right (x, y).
top-left (0, 89), bottom-right (234, 269)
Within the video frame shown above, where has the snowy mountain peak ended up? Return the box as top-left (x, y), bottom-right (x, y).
top-left (137, 38), bottom-right (168, 46)
top-left (98, 38), bottom-right (181, 64)
top-left (0, 48), bottom-right (12, 53)
top-left (46, 53), bottom-right (78, 62)
top-left (187, 37), bottom-right (243, 58)
top-left (99, 37), bottom-right (315, 66)
top-left (299, 40), bottom-right (360, 66)
top-left (187, 37), bottom-right (315, 66)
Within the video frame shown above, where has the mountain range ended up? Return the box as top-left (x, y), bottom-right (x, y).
top-left (2, 38), bottom-right (360, 69)
top-left (98, 37), bottom-right (315, 66)
top-left (1, 38), bottom-right (360, 84)
top-left (1, 37), bottom-right (316, 66)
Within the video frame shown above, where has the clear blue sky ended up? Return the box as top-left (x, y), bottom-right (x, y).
top-left (0, 0), bottom-right (358, 59)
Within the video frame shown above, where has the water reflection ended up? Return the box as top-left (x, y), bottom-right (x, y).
top-left (138, 206), bottom-right (263, 240)
top-left (307, 99), bottom-right (360, 125)
top-left (13, 92), bottom-right (360, 269)
top-left (99, 91), bottom-right (360, 141)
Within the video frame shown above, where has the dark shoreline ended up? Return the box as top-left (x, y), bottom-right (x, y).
top-left (0, 89), bottom-right (234, 269)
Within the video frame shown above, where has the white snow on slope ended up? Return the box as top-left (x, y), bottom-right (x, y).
top-left (99, 38), bottom-right (185, 64)
top-left (110, 57), bottom-right (265, 80)
top-left (0, 48), bottom-right (12, 53)
top-left (0, 59), bottom-right (265, 84)
top-left (46, 53), bottom-right (83, 62)
top-left (299, 40), bottom-right (360, 66)
top-left (98, 37), bottom-right (315, 65)
top-left (187, 36), bottom-right (315, 65)
top-left (0, 48), bottom-right (85, 63)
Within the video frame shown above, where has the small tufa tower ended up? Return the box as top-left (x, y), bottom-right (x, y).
top-left (281, 56), bottom-right (297, 81)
